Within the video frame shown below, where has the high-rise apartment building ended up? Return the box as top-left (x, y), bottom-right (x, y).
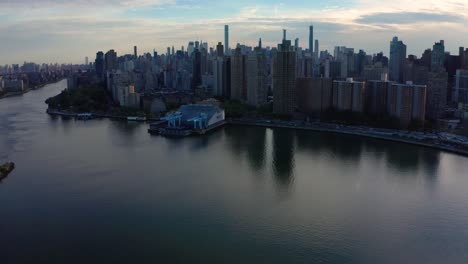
top-left (389, 37), bottom-right (407, 83)
top-left (296, 77), bottom-right (333, 116)
top-left (454, 70), bottom-right (468, 103)
top-left (332, 78), bottom-right (366, 113)
top-left (95, 51), bottom-right (104, 78)
top-left (426, 68), bottom-right (448, 120)
top-left (431, 40), bottom-right (445, 68)
top-left (230, 47), bottom-right (247, 100)
top-left (273, 38), bottom-right (296, 115)
top-left (192, 49), bottom-right (202, 90)
top-left (366, 80), bottom-right (391, 116)
top-left (247, 46), bottom-right (268, 107)
top-left (213, 43), bottom-right (225, 96)
top-left (387, 82), bottom-right (427, 127)
top-left (104, 49), bottom-right (118, 71)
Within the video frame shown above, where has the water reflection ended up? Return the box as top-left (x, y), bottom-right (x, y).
top-left (223, 126), bottom-right (267, 172)
top-left (294, 130), bottom-right (440, 179)
top-left (295, 131), bottom-right (363, 163)
top-left (272, 128), bottom-right (295, 187)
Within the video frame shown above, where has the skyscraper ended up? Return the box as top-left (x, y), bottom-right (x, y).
top-left (216, 42), bottom-right (224, 57)
top-left (389, 37), bottom-right (407, 83)
top-left (454, 70), bottom-right (468, 103)
top-left (366, 80), bottom-right (391, 116)
top-left (192, 49), bottom-right (202, 90)
top-left (426, 68), bottom-right (448, 120)
top-left (85, 57), bottom-right (88, 65)
top-left (224, 25), bottom-right (229, 55)
top-left (95, 51), bottom-right (104, 78)
top-left (431, 40), bottom-right (445, 68)
top-left (314, 39), bottom-right (319, 60)
top-left (134, 46), bottom-right (138, 58)
top-left (247, 45), bottom-right (268, 107)
top-left (213, 42), bottom-right (225, 96)
top-left (294, 38), bottom-right (299, 51)
top-left (273, 38), bottom-right (296, 115)
top-left (309, 25), bottom-right (314, 53)
top-left (104, 49), bottom-right (117, 71)
top-left (296, 77), bottom-right (333, 116)
top-left (332, 78), bottom-right (366, 113)
top-left (387, 82), bottom-right (427, 127)
top-left (230, 47), bottom-right (247, 100)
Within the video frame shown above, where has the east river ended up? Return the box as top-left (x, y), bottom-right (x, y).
top-left (1, 80), bottom-right (468, 263)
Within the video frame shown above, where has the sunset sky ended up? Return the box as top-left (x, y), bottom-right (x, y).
top-left (1, 0), bottom-right (467, 64)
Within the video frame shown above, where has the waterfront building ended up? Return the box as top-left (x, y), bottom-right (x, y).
top-left (389, 37), bottom-right (407, 83)
top-left (273, 38), bottom-right (297, 115)
top-left (332, 78), bottom-right (366, 113)
top-left (117, 84), bottom-right (140, 108)
top-left (247, 46), bottom-right (268, 107)
top-left (166, 104), bottom-right (225, 129)
top-left (426, 68), bottom-right (448, 120)
top-left (366, 80), bottom-right (391, 116)
top-left (296, 77), bottom-right (333, 116)
top-left (230, 47), bottom-right (247, 100)
top-left (387, 82), bottom-right (427, 127)
top-left (454, 69), bottom-right (468, 103)
top-left (2, 79), bottom-right (24, 93)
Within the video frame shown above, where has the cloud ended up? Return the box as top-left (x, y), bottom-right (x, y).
top-left (0, 0), bottom-right (468, 64)
top-left (0, 0), bottom-right (174, 8)
top-left (355, 12), bottom-right (463, 25)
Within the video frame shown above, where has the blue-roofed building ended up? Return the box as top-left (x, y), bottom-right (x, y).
top-left (153, 104), bottom-right (225, 136)
top-left (178, 104), bottom-right (225, 128)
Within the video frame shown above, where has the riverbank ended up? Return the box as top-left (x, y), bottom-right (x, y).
top-left (46, 109), bottom-right (158, 122)
top-left (47, 109), bottom-right (468, 156)
top-left (0, 79), bottom-right (65, 99)
top-left (229, 119), bottom-right (468, 157)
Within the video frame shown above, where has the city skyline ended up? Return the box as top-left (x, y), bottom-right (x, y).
top-left (1, 0), bottom-right (468, 64)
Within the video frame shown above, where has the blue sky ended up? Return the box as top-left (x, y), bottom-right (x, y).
top-left (0, 0), bottom-right (467, 64)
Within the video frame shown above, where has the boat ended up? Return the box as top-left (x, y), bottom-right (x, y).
top-left (127, 116), bottom-right (147, 122)
top-left (76, 113), bottom-right (94, 120)
top-left (0, 162), bottom-right (15, 181)
top-left (159, 127), bottom-right (193, 137)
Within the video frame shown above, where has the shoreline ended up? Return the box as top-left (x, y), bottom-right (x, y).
top-left (228, 120), bottom-right (468, 157)
top-left (0, 78), bottom-right (65, 99)
top-left (46, 109), bottom-right (159, 122)
top-left (45, 108), bottom-right (468, 157)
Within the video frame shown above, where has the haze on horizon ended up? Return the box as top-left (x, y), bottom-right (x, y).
top-left (0, 0), bottom-right (467, 65)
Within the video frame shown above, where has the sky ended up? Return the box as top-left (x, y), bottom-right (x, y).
top-left (0, 0), bottom-right (468, 65)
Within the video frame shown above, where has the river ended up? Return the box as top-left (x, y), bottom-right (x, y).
top-left (1, 80), bottom-right (468, 263)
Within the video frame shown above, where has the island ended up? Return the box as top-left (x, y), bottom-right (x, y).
top-left (0, 162), bottom-right (15, 181)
